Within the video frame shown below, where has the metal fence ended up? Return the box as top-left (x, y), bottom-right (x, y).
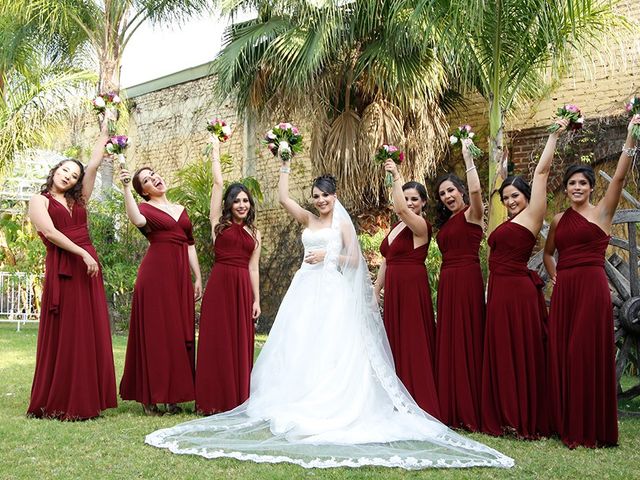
top-left (0, 272), bottom-right (41, 331)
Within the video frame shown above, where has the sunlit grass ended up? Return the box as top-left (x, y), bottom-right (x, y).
top-left (1, 323), bottom-right (639, 479)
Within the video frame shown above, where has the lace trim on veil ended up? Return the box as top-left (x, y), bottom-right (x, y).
top-left (145, 200), bottom-right (514, 470)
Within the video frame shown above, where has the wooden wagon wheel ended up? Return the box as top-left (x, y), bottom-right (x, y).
top-left (610, 209), bottom-right (640, 400)
top-left (528, 208), bottom-right (640, 401)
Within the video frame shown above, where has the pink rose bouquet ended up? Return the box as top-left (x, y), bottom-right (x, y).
top-left (374, 144), bottom-right (405, 187)
top-left (264, 123), bottom-right (303, 161)
top-left (449, 124), bottom-right (483, 158)
top-left (625, 96), bottom-right (640, 140)
top-left (105, 135), bottom-right (130, 183)
top-left (548, 104), bottom-right (584, 132)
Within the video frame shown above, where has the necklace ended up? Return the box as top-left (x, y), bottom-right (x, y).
top-left (149, 201), bottom-right (173, 211)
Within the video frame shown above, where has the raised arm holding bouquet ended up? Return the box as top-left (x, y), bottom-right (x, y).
top-left (204, 118), bottom-right (232, 154)
top-left (265, 123), bottom-right (303, 163)
top-left (374, 145), bottom-right (404, 187)
top-left (547, 104), bottom-right (584, 132)
top-left (450, 125), bottom-right (483, 158)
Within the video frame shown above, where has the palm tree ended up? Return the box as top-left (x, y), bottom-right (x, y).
top-left (215, 0), bottom-right (451, 213)
top-left (0, 11), bottom-right (93, 174)
top-left (5, 0), bottom-right (213, 93)
top-left (1, 0), bottom-right (213, 186)
top-left (413, 0), bottom-right (621, 232)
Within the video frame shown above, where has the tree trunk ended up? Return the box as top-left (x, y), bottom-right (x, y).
top-left (96, 42), bottom-right (121, 199)
top-left (487, 96), bottom-right (508, 234)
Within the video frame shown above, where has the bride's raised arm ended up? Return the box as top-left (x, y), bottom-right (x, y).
top-left (278, 160), bottom-right (312, 226)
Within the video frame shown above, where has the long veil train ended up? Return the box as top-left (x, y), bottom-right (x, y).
top-left (145, 200), bottom-right (514, 470)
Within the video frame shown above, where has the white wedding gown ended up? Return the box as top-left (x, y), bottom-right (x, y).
top-left (145, 201), bottom-right (514, 469)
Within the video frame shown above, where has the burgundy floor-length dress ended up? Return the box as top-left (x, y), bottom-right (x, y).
top-left (481, 219), bottom-right (548, 439)
top-left (547, 208), bottom-right (618, 448)
top-left (435, 208), bottom-right (485, 431)
top-left (196, 223), bottom-right (256, 414)
top-left (380, 220), bottom-right (440, 418)
top-left (119, 203), bottom-right (196, 405)
top-left (27, 192), bottom-right (117, 420)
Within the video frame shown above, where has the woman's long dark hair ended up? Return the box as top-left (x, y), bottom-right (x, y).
top-left (40, 159), bottom-right (86, 207)
top-left (499, 176), bottom-right (531, 202)
top-left (563, 164), bottom-right (595, 189)
top-left (214, 183), bottom-right (258, 240)
top-left (433, 173), bottom-right (469, 228)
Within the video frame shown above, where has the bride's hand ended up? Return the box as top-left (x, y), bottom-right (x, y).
top-left (304, 250), bottom-right (326, 264)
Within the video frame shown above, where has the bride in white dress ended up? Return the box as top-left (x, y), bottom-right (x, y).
top-left (145, 165), bottom-right (514, 470)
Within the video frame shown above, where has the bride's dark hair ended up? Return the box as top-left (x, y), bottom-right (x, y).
top-left (312, 174), bottom-right (337, 195)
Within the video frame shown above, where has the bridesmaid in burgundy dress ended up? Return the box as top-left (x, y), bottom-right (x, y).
top-left (543, 115), bottom-right (640, 448)
top-left (374, 160), bottom-right (440, 418)
top-left (195, 137), bottom-right (261, 414)
top-left (481, 118), bottom-right (568, 439)
top-left (119, 165), bottom-right (202, 415)
top-left (434, 139), bottom-right (484, 431)
top-left (27, 127), bottom-right (117, 420)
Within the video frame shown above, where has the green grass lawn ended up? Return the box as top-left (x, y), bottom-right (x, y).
top-left (1, 322), bottom-right (639, 480)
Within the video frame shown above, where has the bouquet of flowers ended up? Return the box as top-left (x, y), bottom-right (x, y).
top-left (547, 104), bottom-right (584, 132)
top-left (92, 91), bottom-right (121, 134)
top-left (264, 123), bottom-right (303, 161)
top-left (205, 118), bottom-right (232, 154)
top-left (206, 118), bottom-right (232, 142)
top-left (449, 125), bottom-right (483, 158)
top-left (105, 135), bottom-right (130, 183)
top-left (626, 96), bottom-right (640, 140)
top-left (374, 144), bottom-right (404, 187)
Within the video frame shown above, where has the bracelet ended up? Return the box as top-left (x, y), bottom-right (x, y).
top-left (393, 176), bottom-right (401, 182)
top-left (622, 144), bottom-right (637, 157)
top-left (465, 165), bottom-right (477, 173)
top-left (280, 166), bottom-right (291, 174)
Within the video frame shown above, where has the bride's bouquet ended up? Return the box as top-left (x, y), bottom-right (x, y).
top-left (626, 96), bottom-right (640, 140)
top-left (92, 91), bottom-right (121, 134)
top-left (264, 123), bottom-right (303, 161)
top-left (374, 145), bottom-right (404, 187)
top-left (547, 104), bottom-right (584, 132)
top-left (105, 135), bottom-right (130, 183)
top-left (450, 125), bottom-right (483, 158)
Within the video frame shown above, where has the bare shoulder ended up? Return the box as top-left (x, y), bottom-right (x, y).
top-left (29, 193), bottom-right (46, 207)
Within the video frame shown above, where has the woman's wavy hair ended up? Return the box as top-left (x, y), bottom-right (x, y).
top-left (433, 173), bottom-right (469, 228)
top-left (40, 159), bottom-right (86, 206)
top-left (214, 183), bottom-right (258, 240)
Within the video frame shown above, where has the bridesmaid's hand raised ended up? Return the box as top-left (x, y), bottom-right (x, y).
top-left (119, 168), bottom-right (132, 186)
top-left (383, 159), bottom-right (399, 179)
